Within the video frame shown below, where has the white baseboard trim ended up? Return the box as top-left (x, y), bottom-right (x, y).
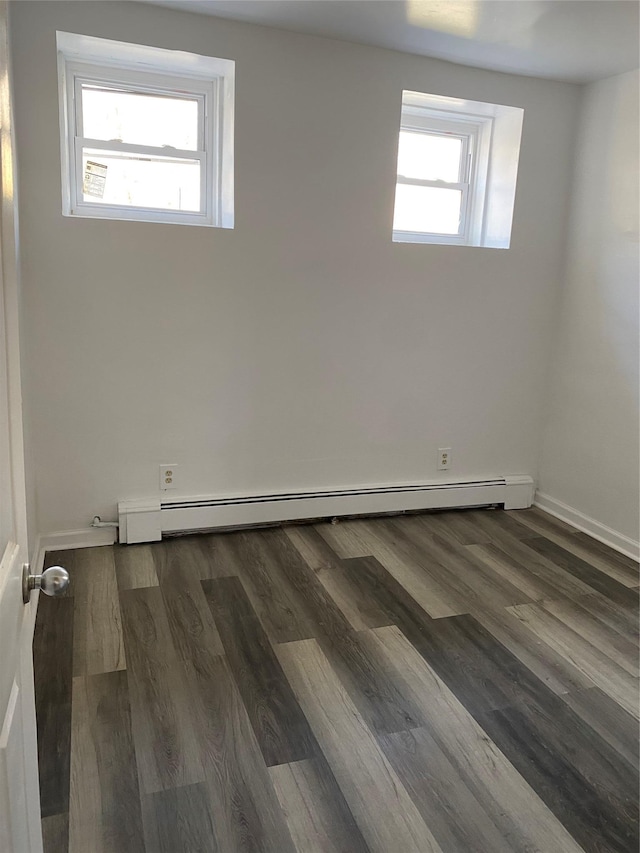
top-left (31, 527), bottom-right (118, 574)
top-left (534, 492), bottom-right (640, 562)
top-left (119, 474), bottom-right (535, 544)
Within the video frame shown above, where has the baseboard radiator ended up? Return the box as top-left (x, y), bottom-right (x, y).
top-left (117, 475), bottom-right (534, 544)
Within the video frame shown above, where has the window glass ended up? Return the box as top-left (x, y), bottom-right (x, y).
top-left (393, 184), bottom-right (462, 235)
top-left (81, 148), bottom-right (201, 211)
top-left (397, 131), bottom-right (463, 183)
top-left (81, 85), bottom-right (200, 151)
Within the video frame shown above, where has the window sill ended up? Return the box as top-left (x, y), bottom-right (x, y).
top-left (393, 230), bottom-right (470, 246)
top-left (392, 231), bottom-right (509, 249)
top-left (65, 206), bottom-right (234, 229)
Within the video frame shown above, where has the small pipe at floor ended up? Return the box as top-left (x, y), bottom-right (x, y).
top-left (91, 515), bottom-right (119, 528)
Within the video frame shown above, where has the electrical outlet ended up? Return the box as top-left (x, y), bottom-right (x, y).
top-left (438, 448), bottom-right (451, 470)
top-left (160, 464), bottom-right (178, 490)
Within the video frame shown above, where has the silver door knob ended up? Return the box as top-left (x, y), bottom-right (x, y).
top-left (22, 564), bottom-right (70, 603)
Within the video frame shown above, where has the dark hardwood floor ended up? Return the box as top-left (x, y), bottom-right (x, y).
top-left (34, 507), bottom-right (639, 852)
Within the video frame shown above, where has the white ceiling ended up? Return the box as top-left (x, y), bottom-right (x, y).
top-left (143, 0), bottom-right (639, 83)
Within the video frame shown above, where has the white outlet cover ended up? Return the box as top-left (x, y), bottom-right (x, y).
top-left (438, 448), bottom-right (452, 470)
top-left (160, 464), bottom-right (178, 490)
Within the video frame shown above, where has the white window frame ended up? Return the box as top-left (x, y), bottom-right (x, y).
top-left (57, 32), bottom-right (235, 228)
top-left (392, 89), bottom-right (524, 249)
top-left (394, 105), bottom-right (492, 246)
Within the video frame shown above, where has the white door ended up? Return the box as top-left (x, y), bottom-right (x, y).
top-left (0, 546), bottom-right (42, 853)
top-left (0, 2), bottom-right (45, 849)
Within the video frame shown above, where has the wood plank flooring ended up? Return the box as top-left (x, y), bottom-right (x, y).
top-left (34, 507), bottom-right (639, 852)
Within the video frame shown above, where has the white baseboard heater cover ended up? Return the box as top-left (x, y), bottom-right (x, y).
top-left (118, 475), bottom-right (534, 544)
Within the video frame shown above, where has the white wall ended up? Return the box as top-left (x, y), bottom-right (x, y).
top-left (10, 1), bottom-right (580, 534)
top-left (539, 70), bottom-right (640, 545)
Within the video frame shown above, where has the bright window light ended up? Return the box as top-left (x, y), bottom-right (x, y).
top-left (397, 131), bottom-right (463, 183)
top-left (393, 184), bottom-right (462, 234)
top-left (81, 85), bottom-right (200, 151)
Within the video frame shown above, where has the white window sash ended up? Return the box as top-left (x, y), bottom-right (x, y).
top-left (397, 128), bottom-right (472, 185)
top-left (395, 122), bottom-right (477, 240)
top-left (70, 70), bottom-right (211, 219)
top-left (394, 183), bottom-right (470, 241)
top-left (72, 140), bottom-right (207, 218)
top-left (394, 105), bottom-right (492, 245)
top-left (63, 59), bottom-right (220, 225)
top-left (72, 73), bottom-right (207, 149)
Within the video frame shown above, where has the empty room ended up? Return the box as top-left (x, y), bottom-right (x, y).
top-left (0, 0), bottom-right (638, 851)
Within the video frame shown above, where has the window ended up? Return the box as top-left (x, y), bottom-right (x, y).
top-left (394, 114), bottom-right (486, 244)
top-left (57, 32), bottom-right (235, 227)
top-left (393, 91), bottom-right (524, 249)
